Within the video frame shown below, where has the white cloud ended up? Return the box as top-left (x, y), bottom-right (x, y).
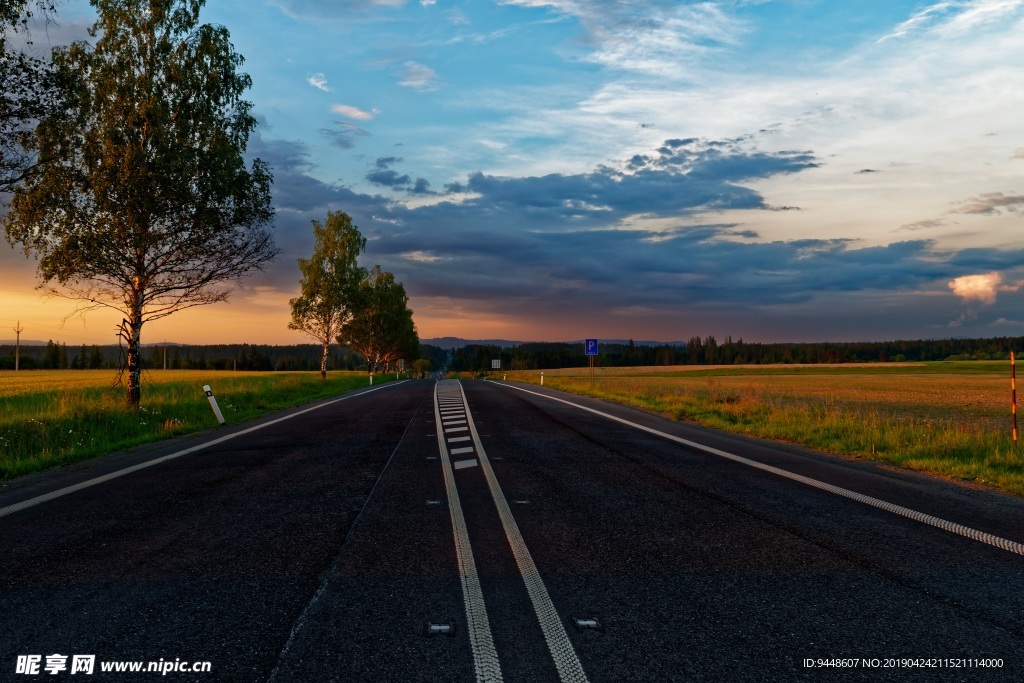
top-left (1013, 148), bottom-right (1024, 159)
top-left (502, 0), bottom-right (745, 77)
top-left (879, 2), bottom-right (961, 41)
top-left (880, 0), bottom-right (1024, 41)
top-left (949, 272), bottom-right (1003, 304)
top-left (402, 250), bottom-right (446, 262)
top-left (307, 73), bottom-right (331, 92)
top-left (330, 104), bottom-right (379, 121)
top-left (948, 271), bottom-right (1024, 304)
top-left (398, 60), bottom-right (441, 91)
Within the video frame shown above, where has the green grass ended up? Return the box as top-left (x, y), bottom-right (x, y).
top-left (499, 362), bottom-right (1024, 497)
top-left (0, 370), bottom-right (393, 481)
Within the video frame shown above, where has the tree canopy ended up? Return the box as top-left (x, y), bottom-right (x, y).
top-left (288, 211), bottom-right (366, 378)
top-left (340, 265), bottom-right (418, 374)
top-left (0, 1), bottom-right (65, 192)
top-left (3, 0), bottom-right (276, 407)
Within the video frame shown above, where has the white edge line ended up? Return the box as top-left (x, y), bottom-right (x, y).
top-left (489, 381), bottom-right (1024, 557)
top-left (0, 381), bottom-right (410, 519)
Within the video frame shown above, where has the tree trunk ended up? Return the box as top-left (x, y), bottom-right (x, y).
top-left (320, 342), bottom-right (329, 379)
top-left (126, 314), bottom-right (144, 409)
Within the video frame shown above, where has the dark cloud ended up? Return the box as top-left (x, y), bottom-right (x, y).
top-left (953, 192), bottom-right (1024, 215)
top-left (410, 178), bottom-right (435, 195)
top-left (249, 136), bottom-right (314, 174)
top-left (367, 169), bottom-right (412, 187)
top-left (363, 157), bottom-right (411, 187)
top-left (856, 169), bottom-right (879, 174)
top-left (237, 132), bottom-right (1024, 340)
top-left (319, 122), bottom-right (371, 150)
top-left (440, 138), bottom-right (816, 228)
top-left (898, 218), bottom-right (946, 231)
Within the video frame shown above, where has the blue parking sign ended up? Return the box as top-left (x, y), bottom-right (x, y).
top-left (585, 339), bottom-right (598, 356)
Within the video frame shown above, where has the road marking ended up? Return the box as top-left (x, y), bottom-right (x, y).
top-left (445, 426), bottom-right (469, 433)
top-left (451, 447), bottom-right (476, 455)
top-left (0, 381), bottom-right (411, 520)
top-left (444, 419), bottom-right (468, 425)
top-left (454, 459), bottom-right (479, 470)
top-left (491, 382), bottom-right (1024, 557)
top-left (457, 381), bottom-right (590, 683)
top-left (434, 383), bottom-right (503, 683)
top-left (448, 436), bottom-right (472, 443)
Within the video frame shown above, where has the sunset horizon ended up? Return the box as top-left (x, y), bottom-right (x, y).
top-left (4, 0), bottom-right (1023, 349)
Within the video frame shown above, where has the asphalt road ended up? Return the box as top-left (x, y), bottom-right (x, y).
top-left (2, 378), bottom-right (1023, 682)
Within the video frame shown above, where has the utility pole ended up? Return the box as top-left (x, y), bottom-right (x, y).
top-left (13, 321), bottom-right (23, 371)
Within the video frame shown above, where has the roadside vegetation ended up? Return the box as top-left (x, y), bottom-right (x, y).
top-left (0, 370), bottom-right (393, 482)
top-left (496, 362), bottom-right (1024, 497)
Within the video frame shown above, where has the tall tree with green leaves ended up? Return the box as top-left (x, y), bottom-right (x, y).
top-left (288, 211), bottom-right (367, 378)
top-left (339, 265), bottom-right (418, 374)
top-left (0, 1), bottom-right (66, 192)
top-left (3, 0), bottom-right (276, 408)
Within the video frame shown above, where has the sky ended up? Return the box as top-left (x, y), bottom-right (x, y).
top-left (2, 0), bottom-right (1024, 346)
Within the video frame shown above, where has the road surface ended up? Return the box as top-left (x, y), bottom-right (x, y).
top-left (1, 378), bottom-right (1022, 681)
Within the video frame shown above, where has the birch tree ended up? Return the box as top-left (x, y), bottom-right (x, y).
top-left (340, 265), bottom-right (418, 374)
top-left (287, 211), bottom-right (366, 378)
top-left (3, 0), bottom-right (276, 408)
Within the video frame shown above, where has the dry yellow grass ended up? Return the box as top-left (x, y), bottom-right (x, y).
top-left (497, 362), bottom-right (1024, 496)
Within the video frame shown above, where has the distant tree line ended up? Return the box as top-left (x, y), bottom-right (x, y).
top-left (1, 343), bottom-right (383, 372)
top-left (11, 335), bottom-right (1022, 373)
top-left (0, 341), bottom-right (110, 370)
top-left (431, 335), bottom-right (1024, 372)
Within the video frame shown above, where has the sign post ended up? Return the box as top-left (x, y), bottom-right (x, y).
top-left (1013, 351), bottom-right (1018, 445)
top-left (585, 339), bottom-right (598, 385)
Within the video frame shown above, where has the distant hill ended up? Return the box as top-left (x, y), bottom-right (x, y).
top-left (422, 337), bottom-right (524, 349)
top-left (0, 339), bottom-right (48, 346)
top-left (421, 337), bottom-right (685, 349)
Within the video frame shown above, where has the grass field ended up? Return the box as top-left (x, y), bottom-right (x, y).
top-left (491, 362), bottom-right (1024, 497)
top-left (0, 370), bottom-right (391, 482)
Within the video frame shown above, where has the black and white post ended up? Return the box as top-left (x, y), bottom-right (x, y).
top-left (203, 385), bottom-right (226, 425)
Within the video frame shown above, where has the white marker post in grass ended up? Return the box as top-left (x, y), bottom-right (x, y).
top-left (203, 385), bottom-right (226, 425)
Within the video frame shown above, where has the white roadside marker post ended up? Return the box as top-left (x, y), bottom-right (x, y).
top-left (203, 385), bottom-right (226, 425)
top-left (541, 371), bottom-right (544, 386)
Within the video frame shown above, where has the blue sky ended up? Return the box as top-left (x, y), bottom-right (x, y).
top-left (3, 0), bottom-right (1024, 345)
